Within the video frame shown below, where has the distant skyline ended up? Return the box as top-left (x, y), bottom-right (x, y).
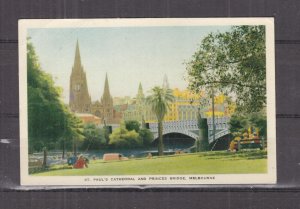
top-left (28, 26), bottom-right (231, 103)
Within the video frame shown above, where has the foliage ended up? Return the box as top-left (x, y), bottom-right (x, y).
top-left (146, 86), bottom-right (175, 155)
top-left (113, 120), bottom-right (154, 148)
top-left (125, 120), bottom-right (140, 132)
top-left (146, 87), bottom-right (175, 122)
top-left (229, 112), bottom-right (267, 138)
top-left (109, 122), bottom-right (141, 148)
top-left (27, 39), bottom-right (84, 153)
top-left (81, 123), bottom-right (106, 150)
top-left (186, 25), bottom-right (266, 113)
top-left (138, 128), bottom-right (154, 147)
top-left (249, 113), bottom-right (267, 138)
top-left (66, 113), bottom-right (85, 149)
top-left (229, 114), bottom-right (249, 134)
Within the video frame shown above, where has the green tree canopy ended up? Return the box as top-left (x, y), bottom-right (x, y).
top-left (109, 122), bottom-right (141, 148)
top-left (138, 128), bottom-right (154, 147)
top-left (27, 39), bottom-right (83, 152)
top-left (125, 120), bottom-right (141, 133)
top-left (186, 25), bottom-right (266, 113)
top-left (229, 112), bottom-right (267, 138)
top-left (81, 123), bottom-right (106, 150)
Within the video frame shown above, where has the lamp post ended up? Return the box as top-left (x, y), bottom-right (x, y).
top-left (211, 88), bottom-right (216, 144)
top-left (197, 106), bottom-right (201, 152)
top-left (189, 98), bottom-right (200, 152)
top-left (102, 117), bottom-right (109, 144)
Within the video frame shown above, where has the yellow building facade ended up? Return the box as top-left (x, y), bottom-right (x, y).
top-left (123, 83), bottom-right (235, 123)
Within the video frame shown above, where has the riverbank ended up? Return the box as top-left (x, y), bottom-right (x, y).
top-left (33, 150), bottom-right (267, 176)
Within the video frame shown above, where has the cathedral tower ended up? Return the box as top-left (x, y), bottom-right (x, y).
top-left (100, 73), bottom-right (114, 122)
top-left (69, 41), bottom-right (91, 113)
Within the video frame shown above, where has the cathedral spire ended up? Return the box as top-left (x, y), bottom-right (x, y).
top-left (73, 40), bottom-right (82, 70)
top-left (103, 73), bottom-right (111, 98)
top-left (162, 74), bottom-right (170, 89)
top-left (100, 73), bottom-right (114, 121)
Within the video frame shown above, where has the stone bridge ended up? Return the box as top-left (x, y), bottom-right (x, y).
top-left (149, 117), bottom-right (230, 144)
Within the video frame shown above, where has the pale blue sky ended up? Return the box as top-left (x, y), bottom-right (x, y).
top-left (28, 26), bottom-right (231, 103)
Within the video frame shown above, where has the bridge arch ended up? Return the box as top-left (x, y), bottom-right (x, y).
top-left (208, 129), bottom-right (230, 143)
top-left (153, 130), bottom-right (198, 141)
top-left (152, 132), bottom-right (196, 149)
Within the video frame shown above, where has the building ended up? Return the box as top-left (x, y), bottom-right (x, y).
top-left (123, 81), bottom-right (231, 123)
top-left (75, 113), bottom-right (101, 126)
top-left (113, 96), bottom-right (133, 106)
top-left (91, 74), bottom-right (121, 124)
top-left (69, 41), bottom-right (122, 124)
top-left (69, 41), bottom-right (92, 113)
top-left (123, 82), bottom-right (203, 123)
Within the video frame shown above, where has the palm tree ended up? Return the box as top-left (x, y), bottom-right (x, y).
top-left (146, 86), bottom-right (175, 156)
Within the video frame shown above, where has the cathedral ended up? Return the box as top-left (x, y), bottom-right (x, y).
top-left (69, 41), bottom-right (119, 124)
top-left (69, 41), bottom-right (92, 113)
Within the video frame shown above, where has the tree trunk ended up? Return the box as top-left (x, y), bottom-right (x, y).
top-left (158, 121), bottom-right (164, 156)
top-left (73, 140), bottom-right (77, 156)
top-left (61, 140), bottom-right (66, 159)
top-left (42, 147), bottom-right (47, 168)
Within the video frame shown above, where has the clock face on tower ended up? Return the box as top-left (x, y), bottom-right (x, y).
top-left (74, 83), bottom-right (81, 92)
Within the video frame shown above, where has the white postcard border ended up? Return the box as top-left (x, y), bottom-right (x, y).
top-left (19, 18), bottom-right (276, 186)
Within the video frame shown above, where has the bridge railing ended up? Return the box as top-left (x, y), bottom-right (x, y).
top-left (149, 117), bottom-right (230, 131)
top-left (149, 120), bottom-right (199, 133)
top-left (207, 116), bottom-right (230, 130)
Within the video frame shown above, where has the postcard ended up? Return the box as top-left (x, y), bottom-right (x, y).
top-left (19, 18), bottom-right (276, 186)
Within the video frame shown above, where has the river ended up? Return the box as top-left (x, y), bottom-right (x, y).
top-left (29, 146), bottom-right (192, 166)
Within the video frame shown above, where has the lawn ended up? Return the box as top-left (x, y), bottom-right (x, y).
top-left (33, 150), bottom-right (267, 176)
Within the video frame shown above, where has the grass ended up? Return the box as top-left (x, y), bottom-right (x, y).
top-left (33, 150), bottom-right (267, 176)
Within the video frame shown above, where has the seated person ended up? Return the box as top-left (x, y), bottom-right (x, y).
top-left (67, 155), bottom-right (77, 166)
top-left (73, 155), bottom-right (87, 169)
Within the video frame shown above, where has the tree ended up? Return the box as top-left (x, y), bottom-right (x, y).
top-left (146, 87), bottom-right (175, 156)
top-left (229, 114), bottom-right (249, 136)
top-left (186, 26), bottom-right (266, 113)
top-left (138, 128), bottom-right (154, 147)
top-left (82, 123), bottom-right (106, 150)
top-left (229, 112), bottom-right (267, 138)
top-left (64, 113), bottom-right (85, 156)
top-left (109, 122), bottom-right (141, 148)
top-left (28, 39), bottom-right (65, 152)
top-left (125, 120), bottom-right (154, 147)
top-left (249, 112), bottom-right (267, 138)
top-left (125, 120), bottom-right (140, 132)
top-left (27, 39), bottom-right (84, 155)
